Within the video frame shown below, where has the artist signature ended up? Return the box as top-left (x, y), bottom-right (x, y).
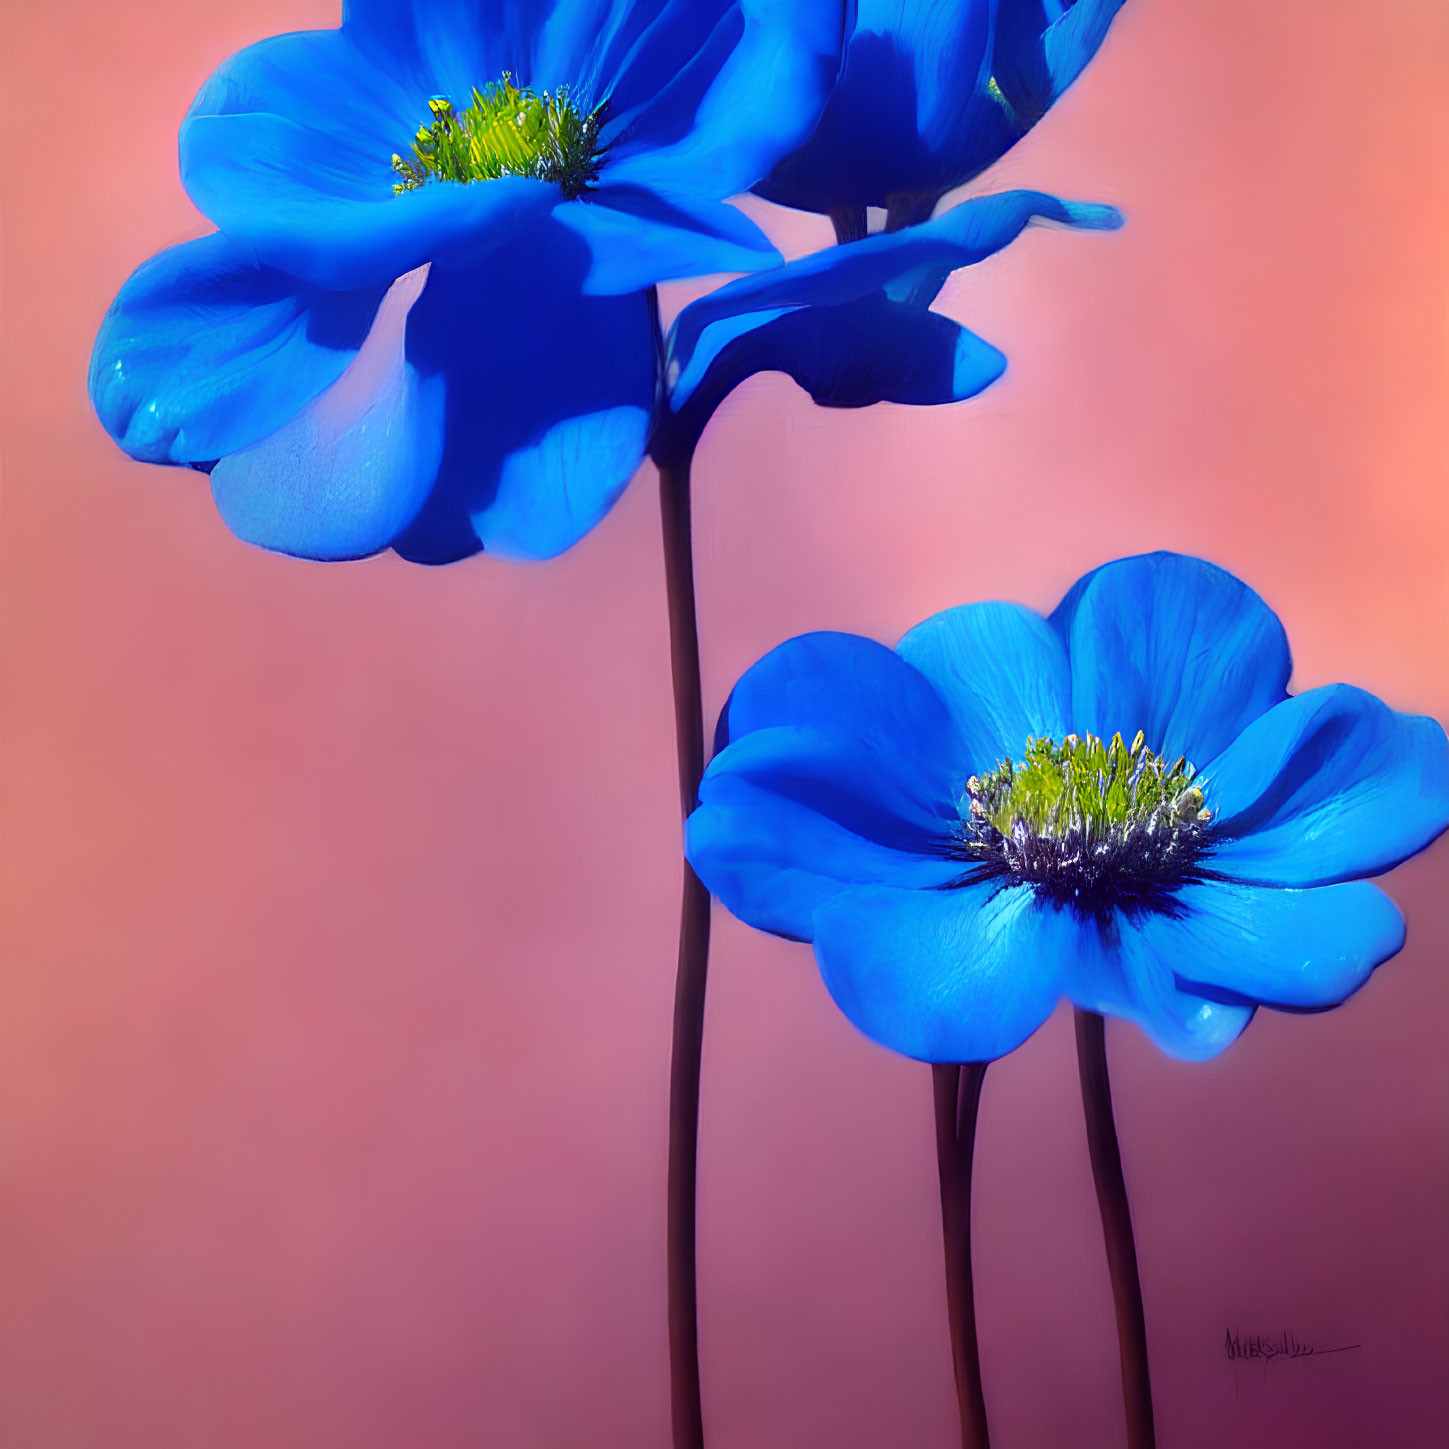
top-left (1224, 1329), bottom-right (1360, 1365)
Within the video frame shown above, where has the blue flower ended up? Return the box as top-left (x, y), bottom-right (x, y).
top-left (90, 0), bottom-right (846, 564)
top-left (686, 553), bottom-right (1449, 1063)
top-left (654, 10), bottom-right (1130, 433)
top-left (662, 188), bottom-right (1121, 429)
top-left (756, 0), bottom-right (1129, 219)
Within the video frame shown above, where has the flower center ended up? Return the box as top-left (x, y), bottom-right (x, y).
top-left (391, 75), bottom-right (606, 199)
top-left (954, 732), bottom-right (1213, 909)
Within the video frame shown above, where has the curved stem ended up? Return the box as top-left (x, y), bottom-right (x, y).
top-left (660, 453), bottom-right (711, 1449)
top-left (933, 1063), bottom-right (992, 1449)
top-left (1074, 1009), bottom-right (1156, 1449)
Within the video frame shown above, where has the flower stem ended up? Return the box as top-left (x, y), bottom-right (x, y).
top-left (1074, 1009), bottom-right (1156, 1449)
top-left (885, 192), bottom-right (937, 232)
top-left (932, 1063), bottom-right (992, 1449)
top-left (659, 452), bottom-right (711, 1449)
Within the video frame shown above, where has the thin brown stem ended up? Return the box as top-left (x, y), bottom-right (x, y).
top-left (885, 190), bottom-right (938, 232)
top-left (1074, 1009), bottom-right (1156, 1449)
top-left (660, 454), bottom-right (711, 1449)
top-left (933, 1062), bottom-right (991, 1449)
top-left (829, 206), bottom-right (868, 244)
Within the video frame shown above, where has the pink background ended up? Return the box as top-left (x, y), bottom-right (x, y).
top-left (3, 2), bottom-right (1447, 1445)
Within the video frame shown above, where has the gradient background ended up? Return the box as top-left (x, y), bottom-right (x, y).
top-left (3, 2), bottom-right (1447, 1445)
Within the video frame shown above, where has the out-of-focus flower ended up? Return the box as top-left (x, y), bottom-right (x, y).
top-left (686, 553), bottom-right (1449, 1062)
top-left (757, 0), bottom-right (1129, 222)
top-left (90, 0), bottom-right (846, 563)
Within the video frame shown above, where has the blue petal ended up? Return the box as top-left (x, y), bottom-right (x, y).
top-left (1065, 912), bottom-right (1254, 1061)
top-left (1148, 880), bottom-right (1405, 1013)
top-left (180, 28), bottom-right (561, 289)
top-left (714, 629), bottom-right (960, 764)
top-left (573, 1), bottom-right (728, 122)
top-left (896, 601), bottom-right (1072, 767)
top-left (757, 0), bottom-right (1129, 215)
top-left (755, 0), bottom-right (997, 214)
top-left (669, 307), bottom-right (793, 410)
top-left (705, 723), bottom-right (956, 843)
top-left (599, 0), bottom-right (847, 205)
top-left (343, 0), bottom-right (715, 116)
top-left (691, 627), bottom-right (968, 942)
top-left (89, 232), bottom-right (386, 466)
top-left (687, 725), bottom-right (965, 941)
top-left (671, 293), bottom-right (1006, 412)
top-left (994, 0), bottom-right (1129, 128)
top-left (342, 0), bottom-right (524, 96)
top-left (667, 190), bottom-right (1122, 395)
top-left (811, 881), bottom-right (1072, 1062)
top-left (393, 223), bottom-right (655, 564)
top-left (1201, 685), bottom-right (1449, 887)
top-left (192, 25), bottom-right (415, 153)
top-left (554, 184), bottom-right (778, 295)
top-left (1051, 552), bottom-right (1293, 766)
top-left (209, 268), bottom-right (444, 561)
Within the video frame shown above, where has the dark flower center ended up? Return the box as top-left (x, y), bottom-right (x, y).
top-left (950, 731), bottom-right (1213, 912)
top-left (391, 75), bottom-right (606, 199)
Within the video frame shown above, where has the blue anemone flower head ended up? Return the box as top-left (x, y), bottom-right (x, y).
top-left (756, 0), bottom-right (1130, 221)
top-left (90, 0), bottom-right (846, 565)
top-left (686, 553), bottom-right (1449, 1063)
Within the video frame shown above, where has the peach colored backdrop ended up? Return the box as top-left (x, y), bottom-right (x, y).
top-left (3, 2), bottom-right (1446, 1445)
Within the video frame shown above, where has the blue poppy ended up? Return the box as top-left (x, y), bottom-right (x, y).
top-left (686, 553), bottom-right (1449, 1063)
top-left (662, 188), bottom-right (1121, 427)
top-left (756, 0), bottom-right (1130, 220)
top-left (90, 0), bottom-right (847, 564)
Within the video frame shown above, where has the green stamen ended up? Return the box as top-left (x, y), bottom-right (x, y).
top-left (965, 731), bottom-right (1212, 841)
top-left (391, 76), bottom-right (606, 199)
top-left (984, 75), bottom-right (1026, 131)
